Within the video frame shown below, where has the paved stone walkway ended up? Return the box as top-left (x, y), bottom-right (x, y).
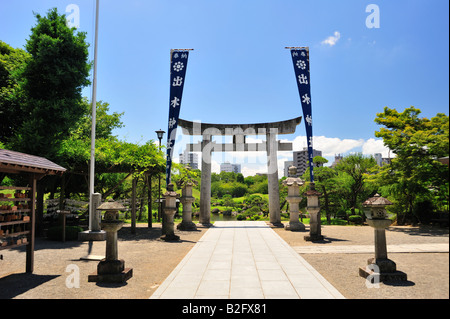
top-left (150, 221), bottom-right (345, 299)
top-left (293, 243), bottom-right (449, 254)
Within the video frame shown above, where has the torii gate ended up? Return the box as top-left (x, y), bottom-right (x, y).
top-left (179, 116), bottom-right (302, 227)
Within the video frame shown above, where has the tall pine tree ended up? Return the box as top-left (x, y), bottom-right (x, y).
top-left (11, 8), bottom-right (91, 159)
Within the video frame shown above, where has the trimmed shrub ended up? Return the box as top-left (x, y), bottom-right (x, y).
top-left (348, 215), bottom-right (363, 225)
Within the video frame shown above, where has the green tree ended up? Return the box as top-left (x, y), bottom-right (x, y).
top-left (71, 98), bottom-right (124, 140)
top-left (0, 41), bottom-right (30, 144)
top-left (334, 153), bottom-right (377, 216)
top-left (244, 194), bottom-right (268, 214)
top-left (10, 8), bottom-right (91, 159)
top-left (374, 106), bottom-right (449, 224)
top-left (222, 194), bottom-right (234, 208)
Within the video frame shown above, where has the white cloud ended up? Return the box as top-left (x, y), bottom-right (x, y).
top-left (314, 136), bottom-right (364, 156)
top-left (362, 138), bottom-right (392, 158)
top-left (321, 31), bottom-right (341, 46)
top-left (285, 135), bottom-right (364, 157)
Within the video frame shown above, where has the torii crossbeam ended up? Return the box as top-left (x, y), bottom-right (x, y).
top-left (179, 116), bottom-right (302, 227)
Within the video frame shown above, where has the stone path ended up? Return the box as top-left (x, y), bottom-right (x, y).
top-left (293, 243), bottom-right (449, 254)
top-left (150, 221), bottom-right (345, 299)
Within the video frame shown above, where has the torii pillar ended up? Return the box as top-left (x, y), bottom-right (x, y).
top-left (199, 134), bottom-right (213, 226)
top-left (266, 128), bottom-right (283, 227)
top-left (179, 117), bottom-right (302, 228)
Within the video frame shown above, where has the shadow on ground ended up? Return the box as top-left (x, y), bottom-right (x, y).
top-left (0, 273), bottom-right (60, 299)
top-left (388, 225), bottom-right (449, 237)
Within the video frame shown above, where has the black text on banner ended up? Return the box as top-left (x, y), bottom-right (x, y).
top-left (166, 50), bottom-right (190, 185)
top-left (290, 48), bottom-right (314, 182)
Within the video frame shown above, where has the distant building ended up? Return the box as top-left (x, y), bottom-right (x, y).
top-left (373, 153), bottom-right (393, 166)
top-left (293, 148), bottom-right (323, 177)
top-left (331, 154), bottom-right (343, 168)
top-left (179, 149), bottom-right (198, 169)
top-left (374, 153), bottom-right (383, 166)
top-left (220, 162), bottom-right (241, 174)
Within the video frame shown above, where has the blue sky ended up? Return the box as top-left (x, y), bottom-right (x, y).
top-left (1, 0), bottom-right (449, 176)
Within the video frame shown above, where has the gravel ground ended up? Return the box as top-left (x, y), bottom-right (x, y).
top-left (0, 224), bottom-right (207, 299)
top-left (273, 224), bottom-right (449, 299)
top-left (0, 222), bottom-right (448, 299)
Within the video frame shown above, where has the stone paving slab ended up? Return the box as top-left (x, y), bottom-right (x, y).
top-left (293, 243), bottom-right (449, 254)
top-left (150, 221), bottom-right (345, 299)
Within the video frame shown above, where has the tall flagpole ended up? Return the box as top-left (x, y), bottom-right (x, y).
top-left (286, 46), bottom-right (314, 183)
top-left (89, 0), bottom-right (100, 231)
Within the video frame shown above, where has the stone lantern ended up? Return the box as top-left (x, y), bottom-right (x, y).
top-left (304, 182), bottom-right (324, 241)
top-left (359, 194), bottom-right (407, 282)
top-left (282, 166), bottom-right (305, 231)
top-left (88, 199), bottom-right (133, 283)
top-left (177, 179), bottom-right (198, 231)
top-left (161, 183), bottom-right (180, 241)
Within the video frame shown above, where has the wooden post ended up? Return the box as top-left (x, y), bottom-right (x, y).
top-left (36, 179), bottom-right (45, 237)
top-left (131, 177), bottom-right (137, 234)
top-left (26, 174), bottom-right (37, 273)
top-left (57, 210), bottom-right (71, 242)
top-left (59, 174), bottom-right (65, 211)
top-left (147, 174), bottom-right (152, 229)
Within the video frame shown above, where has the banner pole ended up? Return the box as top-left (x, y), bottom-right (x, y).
top-left (165, 49), bottom-right (193, 186)
top-left (287, 46), bottom-right (315, 183)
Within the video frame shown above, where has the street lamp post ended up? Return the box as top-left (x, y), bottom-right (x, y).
top-left (155, 130), bottom-right (165, 224)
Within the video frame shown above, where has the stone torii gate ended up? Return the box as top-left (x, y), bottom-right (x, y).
top-left (179, 116), bottom-right (302, 227)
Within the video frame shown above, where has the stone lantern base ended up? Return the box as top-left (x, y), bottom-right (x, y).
top-left (177, 221), bottom-right (198, 231)
top-left (160, 233), bottom-right (180, 242)
top-left (359, 258), bottom-right (407, 282)
top-left (304, 234), bottom-right (324, 242)
top-left (285, 222), bottom-right (305, 231)
top-left (88, 259), bottom-right (133, 283)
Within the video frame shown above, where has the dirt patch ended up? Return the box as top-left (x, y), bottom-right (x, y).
top-left (1, 222), bottom-right (448, 299)
top-left (272, 224), bottom-right (449, 299)
top-left (0, 223), bottom-right (207, 299)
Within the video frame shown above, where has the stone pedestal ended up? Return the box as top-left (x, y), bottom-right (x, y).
top-left (359, 195), bottom-right (407, 282)
top-left (78, 193), bottom-right (106, 241)
top-left (304, 207), bottom-right (324, 241)
top-left (88, 200), bottom-right (132, 283)
top-left (177, 182), bottom-right (197, 231)
top-left (282, 166), bottom-right (305, 231)
top-left (88, 220), bottom-right (132, 283)
top-left (304, 183), bottom-right (324, 241)
top-left (359, 218), bottom-right (407, 282)
top-left (161, 184), bottom-right (180, 241)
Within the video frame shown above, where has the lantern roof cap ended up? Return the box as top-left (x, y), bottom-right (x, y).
top-left (363, 194), bottom-right (393, 206)
top-left (97, 198), bottom-right (126, 211)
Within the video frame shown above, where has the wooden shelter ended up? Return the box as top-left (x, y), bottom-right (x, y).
top-left (0, 149), bottom-right (66, 273)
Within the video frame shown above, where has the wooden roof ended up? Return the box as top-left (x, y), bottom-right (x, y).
top-left (0, 149), bottom-right (66, 175)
